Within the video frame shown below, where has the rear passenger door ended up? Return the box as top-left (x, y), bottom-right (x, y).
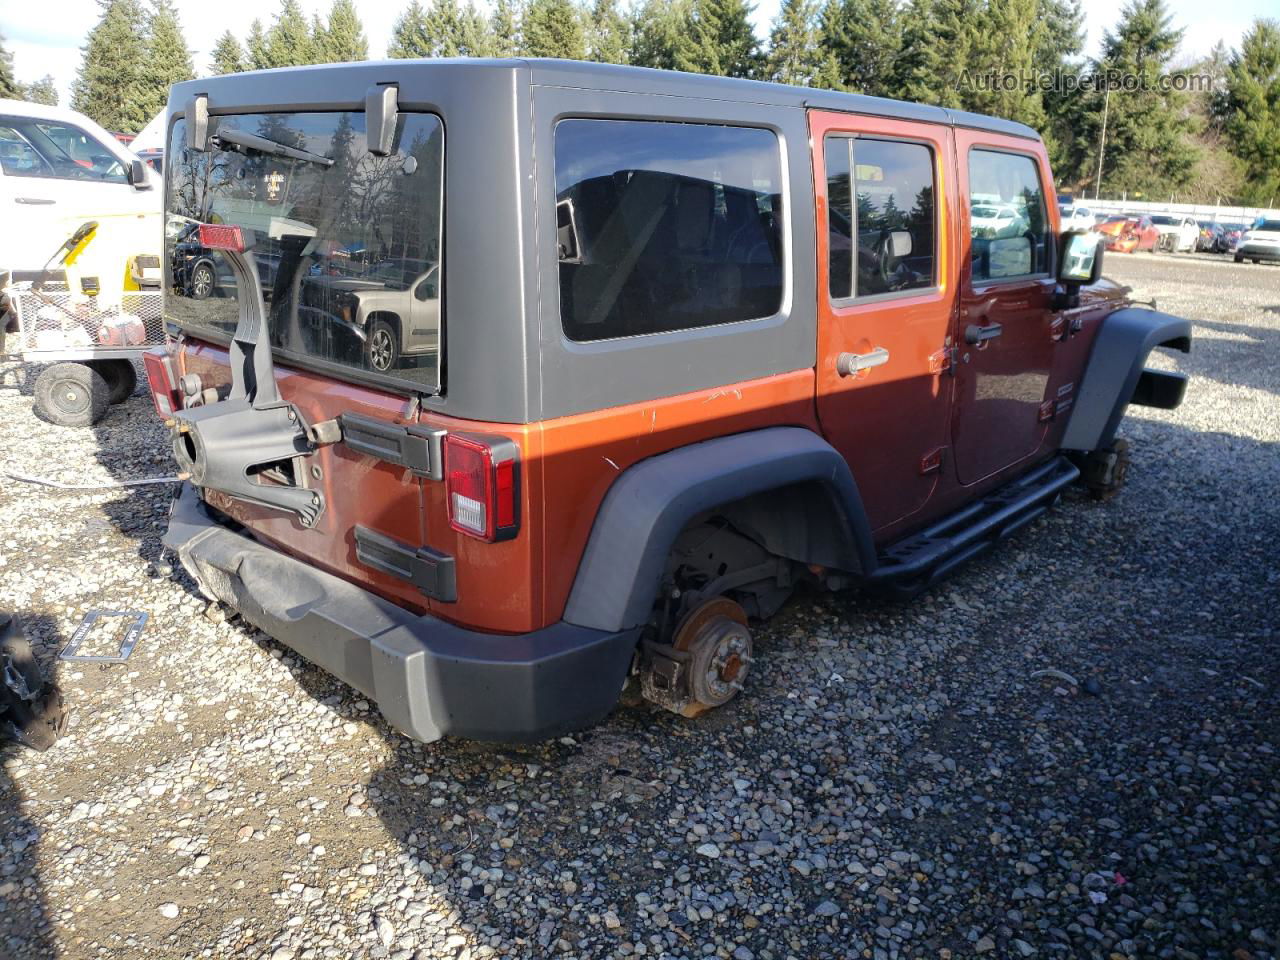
top-left (811, 110), bottom-right (956, 535)
top-left (951, 132), bottom-right (1057, 484)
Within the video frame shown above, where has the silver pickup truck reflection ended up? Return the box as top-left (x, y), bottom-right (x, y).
top-left (301, 258), bottom-right (440, 372)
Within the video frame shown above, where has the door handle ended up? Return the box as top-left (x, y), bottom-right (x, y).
top-left (15, 197), bottom-right (56, 205)
top-left (964, 322), bottom-right (1003, 345)
top-left (837, 347), bottom-right (890, 377)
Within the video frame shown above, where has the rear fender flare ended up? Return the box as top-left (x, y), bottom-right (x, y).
top-left (1061, 307), bottom-right (1192, 452)
top-left (561, 427), bottom-right (877, 633)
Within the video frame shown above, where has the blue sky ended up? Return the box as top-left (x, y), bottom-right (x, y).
top-left (1, 0), bottom-right (1273, 105)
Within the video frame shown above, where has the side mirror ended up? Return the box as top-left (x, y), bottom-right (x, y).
top-left (129, 158), bottom-right (151, 189)
top-left (888, 230), bottom-right (912, 258)
top-left (1058, 230), bottom-right (1102, 286)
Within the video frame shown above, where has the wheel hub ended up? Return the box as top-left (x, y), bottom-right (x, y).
top-left (640, 596), bottom-right (754, 718)
top-left (55, 380), bottom-right (88, 415)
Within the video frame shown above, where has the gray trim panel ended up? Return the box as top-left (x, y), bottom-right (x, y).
top-left (1061, 307), bottom-right (1192, 452)
top-left (166, 59), bottom-right (1043, 424)
top-left (562, 427), bottom-right (877, 632)
top-left (530, 86), bottom-right (816, 418)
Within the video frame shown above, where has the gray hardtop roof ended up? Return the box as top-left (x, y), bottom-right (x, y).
top-left (167, 58), bottom-right (1041, 143)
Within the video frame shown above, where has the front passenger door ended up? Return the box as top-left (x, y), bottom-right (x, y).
top-left (951, 134), bottom-right (1058, 485)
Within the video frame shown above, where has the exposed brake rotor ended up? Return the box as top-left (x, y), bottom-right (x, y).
top-left (669, 596), bottom-right (753, 718)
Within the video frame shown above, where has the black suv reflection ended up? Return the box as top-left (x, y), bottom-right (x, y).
top-left (170, 223), bottom-right (281, 300)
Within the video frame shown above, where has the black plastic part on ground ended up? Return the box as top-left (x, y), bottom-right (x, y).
top-left (0, 613), bottom-right (67, 751)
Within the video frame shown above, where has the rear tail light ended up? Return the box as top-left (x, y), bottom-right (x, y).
top-left (445, 433), bottom-right (520, 542)
top-left (142, 350), bottom-right (181, 419)
top-left (197, 223), bottom-right (246, 253)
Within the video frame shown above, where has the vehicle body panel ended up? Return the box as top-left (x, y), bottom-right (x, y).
top-left (153, 60), bottom-right (1149, 650)
top-left (951, 128), bottom-right (1058, 485)
top-left (809, 108), bottom-right (957, 533)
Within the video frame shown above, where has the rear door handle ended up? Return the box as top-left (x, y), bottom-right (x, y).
top-left (964, 322), bottom-right (1003, 344)
top-left (15, 197), bottom-right (56, 205)
top-left (837, 347), bottom-right (890, 377)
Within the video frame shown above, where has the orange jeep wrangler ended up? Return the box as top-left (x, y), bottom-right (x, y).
top-left (148, 60), bottom-right (1191, 743)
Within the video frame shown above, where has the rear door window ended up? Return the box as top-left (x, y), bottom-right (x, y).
top-left (553, 119), bottom-right (785, 342)
top-left (825, 136), bottom-right (936, 299)
top-left (967, 149), bottom-right (1049, 283)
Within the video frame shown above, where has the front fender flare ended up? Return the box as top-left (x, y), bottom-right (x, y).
top-left (562, 427), bottom-right (876, 633)
top-left (1061, 307), bottom-right (1192, 452)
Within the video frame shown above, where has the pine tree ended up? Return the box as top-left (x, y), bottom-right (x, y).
top-left (388, 0), bottom-right (492, 58)
top-left (522, 0), bottom-right (587, 59)
top-left (1081, 0), bottom-right (1194, 196)
top-left (818, 0), bottom-right (897, 94)
top-left (317, 0), bottom-right (370, 62)
top-left (1036, 0), bottom-right (1084, 170)
top-left (388, 2), bottom-right (430, 58)
top-left (140, 0), bottom-right (193, 120)
top-left (491, 0), bottom-right (522, 56)
top-left (767, 0), bottom-right (820, 85)
top-left (247, 19), bottom-right (271, 70)
top-left (589, 0), bottom-right (632, 63)
top-left (1222, 18), bottom-right (1280, 204)
top-left (676, 0), bottom-right (760, 77)
top-left (264, 0), bottom-right (316, 67)
top-left (211, 31), bottom-right (248, 74)
top-left (964, 0), bottom-right (1046, 128)
top-left (23, 76), bottom-right (59, 105)
top-left (891, 0), bottom-right (942, 103)
top-left (72, 0), bottom-right (151, 132)
top-left (631, 0), bottom-right (687, 69)
top-left (0, 34), bottom-right (18, 99)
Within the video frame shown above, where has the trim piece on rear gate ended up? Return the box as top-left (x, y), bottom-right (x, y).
top-left (339, 413), bottom-right (446, 480)
top-left (354, 525), bottom-right (456, 602)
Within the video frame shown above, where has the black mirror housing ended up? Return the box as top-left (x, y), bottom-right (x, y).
top-left (129, 158), bottom-right (151, 188)
top-left (1057, 230), bottom-right (1103, 286)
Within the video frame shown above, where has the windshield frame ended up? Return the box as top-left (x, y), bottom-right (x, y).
top-left (162, 109), bottom-right (446, 398)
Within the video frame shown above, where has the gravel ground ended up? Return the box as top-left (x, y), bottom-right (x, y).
top-left (1, 252), bottom-right (1276, 960)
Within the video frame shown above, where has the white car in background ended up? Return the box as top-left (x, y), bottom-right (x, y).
top-left (971, 202), bottom-right (1026, 238)
top-left (1059, 205), bottom-right (1095, 231)
top-left (0, 99), bottom-right (159, 274)
top-left (1148, 214), bottom-right (1200, 253)
top-left (1233, 219), bottom-right (1280, 264)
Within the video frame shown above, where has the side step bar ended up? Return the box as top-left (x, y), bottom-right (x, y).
top-left (870, 456), bottom-right (1080, 589)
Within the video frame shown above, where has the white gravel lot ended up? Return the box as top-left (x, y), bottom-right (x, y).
top-left (0, 252), bottom-right (1277, 960)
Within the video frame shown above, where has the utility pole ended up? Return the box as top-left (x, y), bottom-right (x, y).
top-left (1094, 86), bottom-right (1110, 202)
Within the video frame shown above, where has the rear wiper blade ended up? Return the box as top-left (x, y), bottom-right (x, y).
top-left (213, 127), bottom-right (334, 168)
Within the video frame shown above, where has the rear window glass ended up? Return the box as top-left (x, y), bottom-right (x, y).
top-left (165, 111), bottom-right (443, 392)
top-left (825, 136), bottom-right (936, 299)
top-left (554, 119), bottom-right (785, 343)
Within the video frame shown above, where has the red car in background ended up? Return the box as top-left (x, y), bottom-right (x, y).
top-left (1097, 214), bottom-right (1159, 253)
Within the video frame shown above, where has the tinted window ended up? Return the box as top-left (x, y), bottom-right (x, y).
top-left (825, 137), bottom-right (935, 299)
top-left (554, 119), bottom-right (784, 342)
top-left (968, 149), bottom-right (1049, 282)
top-left (0, 118), bottom-right (127, 183)
top-left (165, 112), bottom-right (444, 392)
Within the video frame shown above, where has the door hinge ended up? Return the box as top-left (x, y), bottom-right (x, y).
top-left (339, 413), bottom-right (446, 480)
top-left (928, 346), bottom-right (956, 375)
top-left (354, 526), bottom-right (456, 602)
top-left (919, 446), bottom-right (947, 475)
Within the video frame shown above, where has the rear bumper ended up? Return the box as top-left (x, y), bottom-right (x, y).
top-left (163, 484), bottom-right (638, 743)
